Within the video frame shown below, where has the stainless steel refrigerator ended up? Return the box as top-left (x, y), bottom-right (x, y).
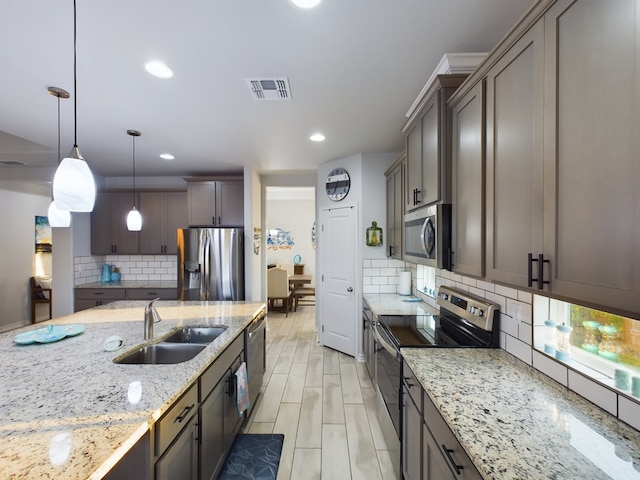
top-left (177, 228), bottom-right (245, 301)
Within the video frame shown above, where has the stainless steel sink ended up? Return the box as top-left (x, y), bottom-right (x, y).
top-left (114, 343), bottom-right (206, 365)
top-left (162, 326), bottom-right (227, 344)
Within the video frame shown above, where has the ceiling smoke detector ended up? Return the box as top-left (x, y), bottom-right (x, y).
top-left (246, 78), bottom-right (291, 100)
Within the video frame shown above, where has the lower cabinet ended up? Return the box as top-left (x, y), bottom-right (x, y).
top-left (422, 392), bottom-right (481, 480)
top-left (199, 334), bottom-right (245, 480)
top-left (74, 287), bottom-right (177, 312)
top-left (422, 422), bottom-right (455, 480)
top-left (125, 288), bottom-right (178, 301)
top-left (104, 332), bottom-right (249, 480)
top-left (74, 288), bottom-right (125, 311)
top-left (155, 384), bottom-right (199, 480)
top-left (402, 387), bottom-right (422, 480)
top-left (402, 360), bottom-right (482, 480)
top-left (155, 414), bottom-right (198, 480)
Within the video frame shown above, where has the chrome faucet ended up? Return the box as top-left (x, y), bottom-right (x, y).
top-left (144, 298), bottom-right (162, 340)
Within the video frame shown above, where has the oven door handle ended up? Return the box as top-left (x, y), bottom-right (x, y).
top-left (374, 327), bottom-right (398, 357)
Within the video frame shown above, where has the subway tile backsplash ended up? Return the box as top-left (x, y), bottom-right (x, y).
top-left (363, 258), bottom-right (640, 431)
top-left (74, 255), bottom-right (177, 285)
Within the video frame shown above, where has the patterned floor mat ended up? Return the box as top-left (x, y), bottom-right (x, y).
top-left (217, 433), bottom-right (284, 480)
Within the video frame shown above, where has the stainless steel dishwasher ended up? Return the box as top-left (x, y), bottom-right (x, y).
top-left (245, 314), bottom-right (266, 417)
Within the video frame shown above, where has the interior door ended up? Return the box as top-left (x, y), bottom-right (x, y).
top-left (319, 205), bottom-right (357, 357)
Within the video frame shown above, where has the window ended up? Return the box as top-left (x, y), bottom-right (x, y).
top-left (534, 295), bottom-right (640, 395)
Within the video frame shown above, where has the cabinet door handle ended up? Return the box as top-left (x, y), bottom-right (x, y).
top-left (403, 376), bottom-right (414, 388)
top-left (537, 254), bottom-right (550, 289)
top-left (218, 216), bottom-right (221, 225)
top-left (175, 404), bottom-right (195, 423)
top-left (226, 375), bottom-right (235, 397)
top-left (212, 216), bottom-right (216, 225)
top-left (527, 253), bottom-right (538, 288)
top-left (441, 444), bottom-right (464, 475)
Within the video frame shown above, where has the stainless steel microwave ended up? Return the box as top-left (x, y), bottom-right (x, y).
top-left (403, 204), bottom-right (452, 270)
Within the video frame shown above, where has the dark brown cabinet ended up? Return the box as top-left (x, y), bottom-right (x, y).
top-left (485, 22), bottom-right (544, 287)
top-left (450, 81), bottom-right (485, 278)
top-left (199, 334), bottom-right (245, 480)
top-left (155, 384), bottom-right (198, 480)
top-left (385, 153), bottom-right (404, 259)
top-left (140, 192), bottom-right (187, 254)
top-left (74, 288), bottom-right (126, 311)
top-left (91, 192), bottom-right (140, 254)
top-left (187, 180), bottom-right (244, 227)
top-left (402, 365), bottom-right (422, 480)
top-left (402, 359), bottom-right (482, 480)
top-left (403, 75), bottom-right (466, 211)
top-left (539, 0), bottom-right (640, 316)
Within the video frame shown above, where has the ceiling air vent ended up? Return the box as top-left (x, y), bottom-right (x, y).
top-left (0, 160), bottom-right (26, 166)
top-left (246, 77), bottom-right (291, 100)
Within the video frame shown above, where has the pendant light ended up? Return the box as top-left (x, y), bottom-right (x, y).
top-left (126, 130), bottom-right (142, 231)
top-left (52, 0), bottom-right (96, 212)
top-left (47, 86), bottom-right (71, 228)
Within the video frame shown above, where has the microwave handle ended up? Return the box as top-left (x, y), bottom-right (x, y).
top-left (420, 218), bottom-right (430, 256)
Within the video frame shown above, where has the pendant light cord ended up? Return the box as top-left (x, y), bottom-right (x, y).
top-left (73, 0), bottom-right (78, 148)
top-left (132, 135), bottom-right (136, 207)
top-left (57, 95), bottom-right (61, 165)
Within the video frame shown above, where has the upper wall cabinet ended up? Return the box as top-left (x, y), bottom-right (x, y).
top-left (485, 22), bottom-right (544, 287)
top-left (385, 153), bottom-right (405, 259)
top-left (187, 179), bottom-right (244, 227)
top-left (140, 192), bottom-right (187, 255)
top-left (91, 192), bottom-right (140, 255)
top-left (450, 81), bottom-right (485, 278)
top-left (452, 0), bottom-right (640, 316)
top-left (403, 75), bottom-right (467, 212)
top-left (540, 0), bottom-right (640, 316)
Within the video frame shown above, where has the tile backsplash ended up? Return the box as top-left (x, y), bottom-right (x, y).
top-left (74, 255), bottom-right (177, 285)
top-left (362, 258), bottom-right (640, 431)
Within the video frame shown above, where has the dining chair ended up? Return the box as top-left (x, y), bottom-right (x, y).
top-left (30, 276), bottom-right (52, 324)
top-left (267, 267), bottom-right (292, 317)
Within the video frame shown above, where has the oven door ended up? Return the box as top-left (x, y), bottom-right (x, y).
top-left (374, 323), bottom-right (401, 437)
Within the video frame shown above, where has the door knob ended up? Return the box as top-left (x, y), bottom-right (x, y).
top-left (347, 287), bottom-right (353, 292)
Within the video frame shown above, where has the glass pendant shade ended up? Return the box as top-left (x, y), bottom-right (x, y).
top-left (47, 201), bottom-right (71, 228)
top-left (127, 206), bottom-right (142, 231)
top-left (52, 147), bottom-right (96, 212)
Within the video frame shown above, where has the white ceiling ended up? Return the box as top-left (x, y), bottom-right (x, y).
top-left (0, 0), bottom-right (534, 181)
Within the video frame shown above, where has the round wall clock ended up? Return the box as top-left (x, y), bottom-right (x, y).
top-left (325, 168), bottom-right (351, 201)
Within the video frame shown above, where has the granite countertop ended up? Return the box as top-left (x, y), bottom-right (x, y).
top-left (0, 300), bottom-right (265, 479)
top-left (402, 348), bottom-right (640, 480)
top-left (363, 293), bottom-right (438, 316)
top-left (76, 280), bottom-right (177, 289)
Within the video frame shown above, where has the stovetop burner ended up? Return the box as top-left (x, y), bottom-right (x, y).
top-left (377, 286), bottom-right (500, 349)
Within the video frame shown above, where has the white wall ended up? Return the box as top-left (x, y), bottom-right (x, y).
top-left (246, 167), bottom-right (262, 302)
top-left (266, 188), bottom-right (316, 283)
top-left (316, 152), bottom-right (397, 359)
top-left (0, 181), bottom-right (51, 330)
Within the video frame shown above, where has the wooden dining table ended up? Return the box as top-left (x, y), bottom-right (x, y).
top-left (288, 274), bottom-right (312, 292)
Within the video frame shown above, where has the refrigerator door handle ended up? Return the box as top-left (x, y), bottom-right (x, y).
top-left (202, 232), bottom-right (210, 300)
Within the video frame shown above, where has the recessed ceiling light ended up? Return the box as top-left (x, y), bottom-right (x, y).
top-left (160, 153), bottom-right (175, 160)
top-left (310, 133), bottom-right (325, 142)
top-left (291, 0), bottom-right (321, 8)
top-left (145, 61), bottom-right (173, 79)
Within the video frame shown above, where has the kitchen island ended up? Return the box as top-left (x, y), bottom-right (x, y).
top-left (0, 300), bottom-right (265, 479)
top-left (402, 348), bottom-right (640, 479)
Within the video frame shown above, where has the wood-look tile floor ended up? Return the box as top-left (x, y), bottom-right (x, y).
top-left (243, 307), bottom-right (397, 480)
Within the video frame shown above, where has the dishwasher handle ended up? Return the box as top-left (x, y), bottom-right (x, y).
top-left (248, 315), bottom-right (266, 339)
